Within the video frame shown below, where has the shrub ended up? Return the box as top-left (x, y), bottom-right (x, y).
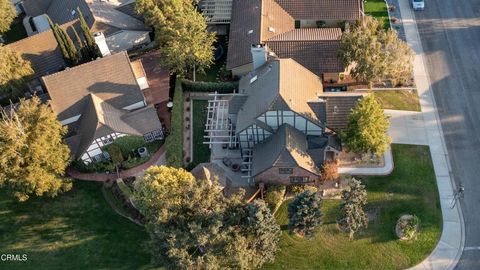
top-left (165, 77), bottom-right (184, 168)
top-left (264, 185), bottom-right (286, 211)
top-left (396, 215), bottom-right (420, 240)
top-left (181, 79), bottom-right (239, 93)
top-left (72, 160), bottom-right (115, 173)
top-left (320, 160), bottom-right (339, 182)
top-left (288, 184), bottom-right (317, 195)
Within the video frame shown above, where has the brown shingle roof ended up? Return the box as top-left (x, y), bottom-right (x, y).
top-left (42, 51), bottom-right (145, 121)
top-left (7, 29), bottom-right (66, 78)
top-left (275, 0), bottom-right (363, 21)
top-left (317, 92), bottom-right (367, 132)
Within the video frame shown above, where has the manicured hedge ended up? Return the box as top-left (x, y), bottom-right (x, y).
top-left (181, 79), bottom-right (239, 93)
top-left (165, 78), bottom-right (184, 168)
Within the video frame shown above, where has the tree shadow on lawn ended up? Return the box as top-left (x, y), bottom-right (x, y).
top-left (0, 181), bottom-right (154, 270)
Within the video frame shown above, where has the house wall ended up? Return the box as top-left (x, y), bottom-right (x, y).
top-left (254, 166), bottom-right (320, 185)
top-left (81, 132), bottom-right (127, 163)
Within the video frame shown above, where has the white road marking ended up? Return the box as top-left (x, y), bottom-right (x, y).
top-left (464, 246), bottom-right (480, 251)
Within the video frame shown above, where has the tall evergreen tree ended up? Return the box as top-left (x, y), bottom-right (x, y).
top-left (288, 190), bottom-right (323, 237)
top-left (338, 178), bottom-right (368, 240)
top-left (0, 96), bottom-right (72, 202)
top-left (77, 8), bottom-right (101, 59)
top-left (0, 45), bottom-right (34, 99)
top-left (136, 0), bottom-right (216, 75)
top-left (343, 94), bottom-right (391, 156)
top-left (0, 0), bottom-right (16, 34)
top-left (71, 26), bottom-right (88, 63)
top-left (57, 25), bottom-right (79, 65)
top-left (47, 17), bottom-right (72, 66)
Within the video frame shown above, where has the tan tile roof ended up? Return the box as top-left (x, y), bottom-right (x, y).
top-left (226, 0), bottom-right (294, 69)
top-left (267, 28), bottom-right (342, 41)
top-left (42, 51), bottom-right (145, 121)
top-left (227, 0), bottom-right (356, 74)
top-left (275, 0), bottom-right (363, 20)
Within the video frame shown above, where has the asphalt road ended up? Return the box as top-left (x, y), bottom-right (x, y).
top-left (414, 0), bottom-right (480, 269)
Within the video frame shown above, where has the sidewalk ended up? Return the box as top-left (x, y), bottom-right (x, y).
top-left (397, 1), bottom-right (465, 269)
top-left (386, 109), bottom-right (428, 145)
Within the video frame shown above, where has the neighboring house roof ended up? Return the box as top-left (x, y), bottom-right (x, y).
top-left (235, 58), bottom-right (323, 133)
top-left (116, 2), bottom-right (144, 22)
top-left (66, 93), bottom-right (161, 159)
top-left (7, 28), bottom-right (66, 78)
top-left (318, 92), bottom-right (366, 132)
top-left (252, 124), bottom-right (321, 176)
top-left (275, 0), bottom-right (363, 21)
top-left (227, 0), bottom-right (350, 75)
top-left (22, 0), bottom-right (147, 36)
top-left (42, 51), bottom-right (145, 121)
top-left (266, 29), bottom-right (344, 75)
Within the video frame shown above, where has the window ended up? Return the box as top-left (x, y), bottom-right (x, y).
top-left (289, 176), bottom-right (312, 184)
top-left (102, 137), bottom-right (114, 145)
top-left (279, 168), bottom-right (293, 174)
top-left (144, 129), bottom-right (163, 143)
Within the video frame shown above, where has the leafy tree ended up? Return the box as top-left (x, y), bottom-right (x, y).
top-left (338, 178), bottom-right (368, 240)
top-left (320, 160), bottom-right (339, 182)
top-left (339, 16), bottom-right (413, 87)
top-left (136, 0), bottom-right (216, 75)
top-left (383, 29), bottom-right (414, 86)
top-left (134, 166), bottom-right (281, 269)
top-left (264, 185), bottom-right (286, 211)
top-left (343, 94), bottom-right (391, 157)
top-left (339, 16), bottom-right (385, 85)
top-left (0, 0), bottom-right (16, 34)
top-left (0, 45), bottom-right (34, 99)
top-left (288, 190), bottom-right (323, 237)
top-left (77, 8), bottom-right (101, 59)
top-left (0, 96), bottom-right (72, 202)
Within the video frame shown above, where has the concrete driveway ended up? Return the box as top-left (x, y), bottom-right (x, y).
top-left (386, 109), bottom-right (428, 145)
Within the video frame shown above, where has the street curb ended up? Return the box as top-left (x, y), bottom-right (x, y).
top-left (398, 1), bottom-right (466, 270)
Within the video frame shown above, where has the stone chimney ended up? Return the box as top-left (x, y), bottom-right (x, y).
top-left (251, 44), bottom-right (268, 70)
top-left (93, 32), bottom-right (111, 57)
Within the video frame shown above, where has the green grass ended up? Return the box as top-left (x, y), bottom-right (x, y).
top-left (165, 78), bottom-right (184, 167)
top-left (372, 90), bottom-right (421, 111)
top-left (263, 144), bottom-right (441, 270)
top-left (191, 100), bottom-right (211, 167)
top-left (364, 0), bottom-right (391, 29)
top-left (0, 181), bottom-right (155, 270)
top-left (2, 17), bottom-right (28, 44)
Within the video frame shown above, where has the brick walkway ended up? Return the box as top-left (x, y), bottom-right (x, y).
top-left (67, 145), bottom-right (166, 181)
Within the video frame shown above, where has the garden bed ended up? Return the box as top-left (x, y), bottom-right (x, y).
top-left (338, 149), bottom-right (385, 168)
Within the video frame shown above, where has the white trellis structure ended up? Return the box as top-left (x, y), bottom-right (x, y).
top-left (204, 92), bottom-right (239, 148)
top-left (199, 0), bottom-right (232, 24)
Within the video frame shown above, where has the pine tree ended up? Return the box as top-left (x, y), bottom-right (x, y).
top-left (343, 94), bottom-right (391, 157)
top-left (77, 8), bottom-right (101, 59)
top-left (288, 190), bottom-right (323, 237)
top-left (338, 178), bottom-right (368, 240)
top-left (0, 0), bottom-right (16, 34)
top-left (0, 96), bottom-right (72, 202)
top-left (71, 26), bottom-right (88, 63)
top-left (0, 45), bottom-right (34, 99)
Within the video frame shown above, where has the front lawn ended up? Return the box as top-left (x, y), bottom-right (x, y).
top-left (191, 100), bottom-right (211, 168)
top-left (365, 0), bottom-right (391, 29)
top-left (372, 90), bottom-right (421, 111)
top-left (263, 144), bottom-right (441, 270)
top-left (0, 181), bottom-right (154, 270)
